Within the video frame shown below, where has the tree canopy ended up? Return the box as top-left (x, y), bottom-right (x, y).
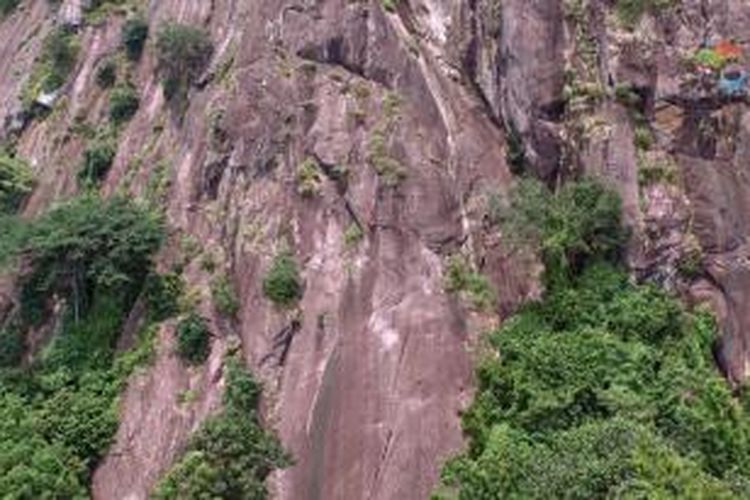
top-left (435, 179), bottom-right (750, 499)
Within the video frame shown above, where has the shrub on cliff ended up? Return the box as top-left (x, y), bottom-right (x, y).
top-left (121, 16), bottom-right (148, 61)
top-left (78, 139), bottom-right (115, 186)
top-left (616, 0), bottom-right (675, 28)
top-left (108, 83), bottom-right (140, 124)
top-left (176, 313), bottom-right (210, 365)
top-left (0, 327), bottom-right (23, 367)
top-left (500, 177), bottom-right (626, 286)
top-left (0, 151), bottom-right (33, 213)
top-left (145, 271), bottom-right (184, 321)
top-left (155, 22), bottom-right (213, 106)
top-left (437, 263), bottom-right (750, 498)
top-left (262, 252), bottom-right (302, 307)
top-left (211, 274), bottom-right (239, 317)
top-left (0, 0), bottom-right (19, 16)
top-left (95, 57), bottom-right (117, 88)
top-left (444, 255), bottom-right (496, 311)
top-left (40, 27), bottom-right (79, 92)
top-left (152, 354), bottom-right (290, 499)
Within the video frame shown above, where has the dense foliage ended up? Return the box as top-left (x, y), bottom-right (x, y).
top-left (121, 16), bottom-right (149, 61)
top-left (0, 151), bottom-right (33, 213)
top-left (0, 195), bottom-right (163, 497)
top-left (153, 354), bottom-right (290, 499)
top-left (0, 0), bottom-right (19, 16)
top-left (39, 27), bottom-right (79, 93)
top-left (78, 140), bottom-right (115, 186)
top-left (616, 0), bottom-right (675, 27)
top-left (5, 195), bottom-right (162, 323)
top-left (262, 252), bottom-right (302, 307)
top-left (175, 313), bottom-right (210, 365)
top-left (435, 178), bottom-right (750, 499)
top-left (95, 57), bottom-right (117, 88)
top-left (144, 271), bottom-right (184, 322)
top-left (155, 22), bottom-right (213, 106)
top-left (211, 274), bottom-right (239, 317)
top-left (108, 84), bottom-right (140, 124)
top-left (500, 177), bottom-right (626, 286)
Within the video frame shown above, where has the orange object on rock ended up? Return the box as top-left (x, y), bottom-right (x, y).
top-left (714, 39), bottom-right (743, 60)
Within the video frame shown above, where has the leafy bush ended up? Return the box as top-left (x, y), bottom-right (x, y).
top-left (0, 327), bottom-right (23, 367)
top-left (381, 0), bottom-right (398, 13)
top-left (20, 26), bottom-right (79, 108)
top-left (176, 313), bottom-right (210, 364)
top-left (0, 393), bottom-right (88, 498)
top-left (0, 303), bottom-right (157, 497)
top-left (438, 263), bottom-right (750, 498)
top-left (262, 252), bottom-right (302, 307)
top-left (444, 255), bottom-right (496, 311)
top-left (0, 0), bottom-right (20, 16)
top-left (505, 121), bottom-right (526, 175)
top-left (121, 16), bottom-right (148, 61)
top-left (108, 84), bottom-right (139, 124)
top-left (439, 418), bottom-right (737, 500)
top-left (0, 151), bottom-right (33, 213)
top-left (367, 130), bottom-right (406, 187)
top-left (501, 177), bottom-right (626, 286)
top-left (344, 223), bottom-right (364, 248)
top-left (616, 0), bottom-right (675, 28)
top-left (145, 271), bottom-right (184, 321)
top-left (0, 194), bottom-right (162, 498)
top-left (155, 22), bottom-right (213, 105)
top-left (40, 27), bottom-right (79, 92)
top-left (211, 274), bottom-right (239, 317)
top-left (436, 179), bottom-right (750, 499)
top-left (95, 57), bottom-right (117, 88)
top-left (296, 158), bottom-right (322, 197)
top-left (153, 354), bottom-right (290, 498)
top-left (78, 139), bottom-right (115, 185)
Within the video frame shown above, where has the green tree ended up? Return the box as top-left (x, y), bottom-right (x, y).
top-left (155, 22), bottom-right (213, 106)
top-left (501, 177), bottom-right (626, 285)
top-left (153, 355), bottom-right (290, 499)
top-left (6, 194), bottom-right (162, 323)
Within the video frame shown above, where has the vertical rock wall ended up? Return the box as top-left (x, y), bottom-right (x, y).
top-left (2, 0), bottom-right (750, 498)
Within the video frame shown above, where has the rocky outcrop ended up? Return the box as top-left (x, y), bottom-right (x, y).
top-left (4, 0), bottom-right (750, 498)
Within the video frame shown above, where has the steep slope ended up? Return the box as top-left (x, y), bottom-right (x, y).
top-left (0, 1), bottom-right (534, 498)
top-left (1, 0), bottom-right (750, 499)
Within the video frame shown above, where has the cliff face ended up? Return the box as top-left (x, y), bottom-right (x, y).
top-left (2, 0), bottom-right (750, 499)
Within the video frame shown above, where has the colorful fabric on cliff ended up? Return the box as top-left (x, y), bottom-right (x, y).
top-left (714, 39), bottom-right (743, 60)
